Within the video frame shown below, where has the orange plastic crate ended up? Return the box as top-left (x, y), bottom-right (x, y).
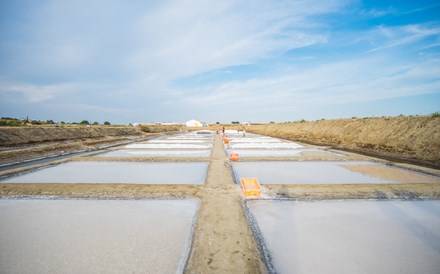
top-left (223, 138), bottom-right (230, 144)
top-left (229, 153), bottom-right (239, 161)
top-left (240, 178), bottom-right (262, 197)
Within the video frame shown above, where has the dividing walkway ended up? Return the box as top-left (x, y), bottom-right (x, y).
top-left (186, 133), bottom-right (267, 273)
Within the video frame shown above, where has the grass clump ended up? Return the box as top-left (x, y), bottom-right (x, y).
top-left (140, 125), bottom-right (151, 133)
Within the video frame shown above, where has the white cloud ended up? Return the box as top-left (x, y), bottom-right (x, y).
top-left (123, 0), bottom-right (344, 81)
top-left (2, 0), bottom-right (439, 122)
top-left (0, 81), bottom-right (79, 103)
top-left (179, 56), bottom-right (440, 110)
top-left (366, 24), bottom-right (440, 53)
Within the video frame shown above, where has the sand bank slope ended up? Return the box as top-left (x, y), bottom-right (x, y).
top-left (248, 117), bottom-right (440, 168)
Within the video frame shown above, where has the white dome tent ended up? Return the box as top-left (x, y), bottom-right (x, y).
top-left (185, 119), bottom-right (207, 127)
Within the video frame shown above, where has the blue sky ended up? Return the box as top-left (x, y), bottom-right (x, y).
top-left (0, 0), bottom-right (439, 123)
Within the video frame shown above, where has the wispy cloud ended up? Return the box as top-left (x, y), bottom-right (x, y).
top-left (367, 24), bottom-right (440, 53)
top-left (179, 56), bottom-right (440, 112)
top-left (123, 0), bottom-right (342, 81)
top-left (1, 0), bottom-right (439, 122)
top-left (0, 81), bottom-right (79, 103)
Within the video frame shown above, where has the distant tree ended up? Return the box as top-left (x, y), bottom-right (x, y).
top-left (46, 120), bottom-right (55, 124)
top-left (80, 120), bottom-right (90, 125)
top-left (231, 121), bottom-right (239, 124)
top-left (60, 121), bottom-right (65, 124)
top-left (104, 121), bottom-right (111, 125)
top-left (92, 121), bottom-right (99, 125)
top-left (216, 121), bottom-right (220, 124)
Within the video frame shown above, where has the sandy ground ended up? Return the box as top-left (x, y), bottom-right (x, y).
top-left (1, 132), bottom-right (440, 273)
top-left (185, 135), bottom-right (267, 273)
top-left (246, 116), bottom-right (440, 168)
top-left (0, 136), bottom-right (142, 165)
top-left (0, 127), bottom-right (182, 165)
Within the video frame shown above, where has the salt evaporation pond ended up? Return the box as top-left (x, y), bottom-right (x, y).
top-left (166, 135), bottom-right (213, 140)
top-left (227, 149), bottom-right (341, 157)
top-left (232, 161), bottom-right (439, 184)
top-left (248, 200), bottom-right (440, 274)
top-left (228, 142), bottom-right (303, 149)
top-left (228, 138), bottom-right (284, 143)
top-left (148, 139), bottom-right (212, 143)
top-left (126, 143), bottom-right (212, 149)
top-left (95, 149), bottom-right (211, 158)
top-left (2, 161), bottom-right (208, 184)
top-left (0, 199), bottom-right (199, 273)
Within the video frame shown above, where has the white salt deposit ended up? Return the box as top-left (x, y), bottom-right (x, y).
top-left (95, 149), bottom-right (211, 157)
top-left (126, 143), bottom-right (212, 149)
top-left (148, 139), bottom-right (211, 143)
top-left (2, 161), bottom-right (208, 184)
top-left (228, 143), bottom-right (303, 149)
top-left (228, 138), bottom-right (284, 143)
top-left (248, 200), bottom-right (440, 274)
top-left (227, 149), bottom-right (340, 157)
top-left (0, 199), bottom-right (199, 274)
top-left (232, 161), bottom-right (420, 184)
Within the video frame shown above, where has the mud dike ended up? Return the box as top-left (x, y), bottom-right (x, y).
top-left (1, 130), bottom-right (440, 273)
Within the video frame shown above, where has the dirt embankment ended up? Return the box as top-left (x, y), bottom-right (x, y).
top-left (0, 125), bottom-right (183, 165)
top-left (0, 126), bottom-right (142, 146)
top-left (247, 117), bottom-right (440, 168)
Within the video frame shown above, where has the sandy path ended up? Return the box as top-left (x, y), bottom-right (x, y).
top-left (185, 134), bottom-right (267, 273)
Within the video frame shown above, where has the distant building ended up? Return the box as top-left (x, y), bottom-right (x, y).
top-left (185, 119), bottom-right (207, 127)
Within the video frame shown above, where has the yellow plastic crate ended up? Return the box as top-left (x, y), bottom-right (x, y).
top-left (240, 178), bottom-right (262, 197)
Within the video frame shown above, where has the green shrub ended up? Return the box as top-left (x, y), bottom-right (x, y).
top-left (432, 112), bottom-right (440, 117)
top-left (140, 125), bottom-right (151, 133)
top-left (80, 120), bottom-right (90, 125)
top-left (0, 120), bottom-right (22, 126)
top-left (104, 121), bottom-right (111, 125)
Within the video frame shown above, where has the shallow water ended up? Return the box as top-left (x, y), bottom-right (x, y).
top-left (126, 143), bottom-right (212, 149)
top-left (227, 148), bottom-right (340, 157)
top-left (148, 139), bottom-right (212, 143)
top-left (228, 142), bottom-right (303, 149)
top-left (2, 161), bottom-right (208, 184)
top-left (0, 199), bottom-right (199, 273)
top-left (248, 200), bottom-right (440, 274)
top-left (231, 161), bottom-right (434, 184)
top-left (95, 149), bottom-right (212, 157)
top-left (228, 138), bottom-right (283, 143)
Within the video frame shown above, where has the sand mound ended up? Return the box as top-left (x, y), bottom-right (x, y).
top-left (248, 117), bottom-right (440, 168)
